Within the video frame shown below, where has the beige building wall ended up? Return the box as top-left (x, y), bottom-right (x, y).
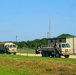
top-left (66, 37), bottom-right (76, 53)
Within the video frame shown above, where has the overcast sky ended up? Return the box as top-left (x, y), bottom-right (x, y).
top-left (0, 0), bottom-right (76, 41)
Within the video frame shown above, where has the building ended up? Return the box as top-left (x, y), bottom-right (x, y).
top-left (47, 37), bottom-right (76, 54)
top-left (66, 37), bottom-right (76, 54)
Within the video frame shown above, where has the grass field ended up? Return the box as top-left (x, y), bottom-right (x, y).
top-left (0, 54), bottom-right (76, 75)
top-left (17, 48), bottom-right (35, 54)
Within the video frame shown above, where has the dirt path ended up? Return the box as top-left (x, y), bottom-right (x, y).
top-left (16, 53), bottom-right (41, 56)
top-left (16, 53), bottom-right (76, 59)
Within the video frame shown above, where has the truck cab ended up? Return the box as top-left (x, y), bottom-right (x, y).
top-left (0, 43), bottom-right (17, 54)
top-left (59, 43), bottom-right (71, 57)
top-left (5, 43), bottom-right (17, 54)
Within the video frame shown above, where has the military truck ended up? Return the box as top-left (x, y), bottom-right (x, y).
top-left (0, 42), bottom-right (17, 54)
top-left (41, 38), bottom-right (71, 58)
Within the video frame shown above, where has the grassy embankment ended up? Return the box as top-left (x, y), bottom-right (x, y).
top-left (0, 54), bottom-right (76, 75)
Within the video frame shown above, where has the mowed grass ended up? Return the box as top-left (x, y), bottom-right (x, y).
top-left (17, 48), bottom-right (35, 54)
top-left (0, 54), bottom-right (76, 75)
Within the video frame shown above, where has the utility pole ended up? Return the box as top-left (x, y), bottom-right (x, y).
top-left (16, 36), bottom-right (17, 42)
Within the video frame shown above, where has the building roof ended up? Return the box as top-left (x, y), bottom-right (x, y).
top-left (47, 36), bottom-right (76, 40)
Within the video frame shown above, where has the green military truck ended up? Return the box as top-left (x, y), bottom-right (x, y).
top-left (41, 38), bottom-right (71, 58)
top-left (0, 42), bottom-right (17, 54)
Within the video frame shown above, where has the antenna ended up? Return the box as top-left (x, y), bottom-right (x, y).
top-left (47, 32), bottom-right (49, 38)
top-left (16, 36), bottom-right (17, 42)
top-left (49, 17), bottom-right (51, 38)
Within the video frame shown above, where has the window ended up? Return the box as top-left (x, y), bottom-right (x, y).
top-left (62, 43), bottom-right (70, 48)
top-left (50, 40), bottom-right (53, 42)
top-left (9, 45), bottom-right (12, 48)
top-left (62, 44), bottom-right (66, 48)
top-left (9, 45), bottom-right (16, 48)
top-left (59, 40), bottom-right (62, 42)
top-left (66, 44), bottom-right (70, 48)
top-left (13, 45), bottom-right (16, 48)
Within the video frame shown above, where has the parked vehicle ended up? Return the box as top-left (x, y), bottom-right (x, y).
top-left (41, 38), bottom-right (71, 58)
top-left (0, 42), bottom-right (17, 54)
top-left (35, 47), bottom-right (41, 54)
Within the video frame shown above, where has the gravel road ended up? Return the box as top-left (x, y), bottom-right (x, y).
top-left (16, 53), bottom-right (76, 59)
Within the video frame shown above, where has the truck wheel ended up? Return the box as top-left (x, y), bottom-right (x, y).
top-left (51, 55), bottom-right (54, 58)
top-left (13, 52), bottom-right (16, 55)
top-left (55, 53), bottom-right (61, 58)
top-left (64, 55), bottom-right (69, 58)
top-left (6, 52), bottom-right (11, 54)
top-left (41, 50), bottom-right (46, 57)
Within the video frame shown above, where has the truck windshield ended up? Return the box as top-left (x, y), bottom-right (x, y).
top-left (62, 44), bottom-right (70, 48)
top-left (66, 44), bottom-right (70, 48)
top-left (9, 45), bottom-right (16, 48)
top-left (13, 45), bottom-right (16, 48)
top-left (9, 45), bottom-right (12, 48)
top-left (62, 44), bottom-right (66, 48)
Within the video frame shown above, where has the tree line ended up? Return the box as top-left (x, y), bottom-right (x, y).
top-left (1, 34), bottom-right (74, 49)
top-left (14, 38), bottom-right (47, 49)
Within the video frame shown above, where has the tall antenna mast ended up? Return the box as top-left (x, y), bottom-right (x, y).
top-left (16, 36), bottom-right (17, 43)
top-left (49, 17), bottom-right (51, 38)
